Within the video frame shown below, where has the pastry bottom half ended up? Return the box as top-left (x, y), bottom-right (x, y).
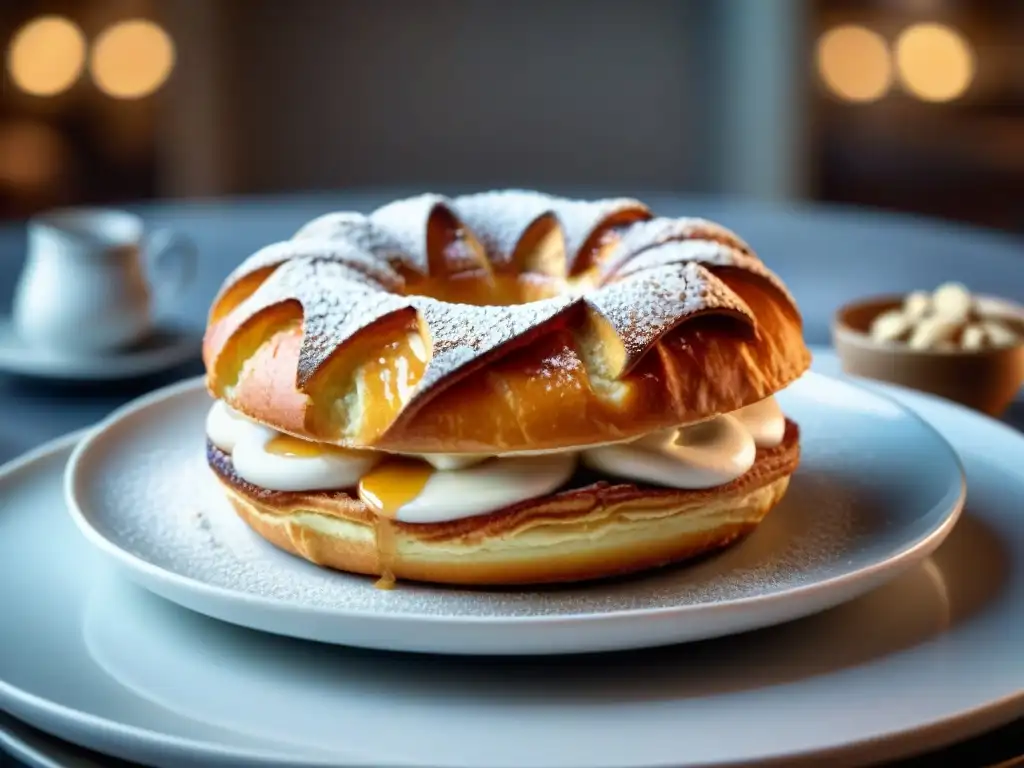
top-left (207, 421), bottom-right (800, 586)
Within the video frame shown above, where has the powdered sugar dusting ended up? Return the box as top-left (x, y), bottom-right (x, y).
top-left (208, 189), bottom-right (793, 433)
top-left (296, 240), bottom-right (406, 290)
top-left (210, 242), bottom-right (296, 307)
top-left (222, 258), bottom-right (402, 386)
top-left (549, 196), bottom-right (651, 272)
top-left (370, 194), bottom-right (450, 274)
top-left (294, 211), bottom-right (369, 239)
top-left (452, 190), bottom-right (557, 268)
top-left (587, 262), bottom-right (755, 370)
top-left (449, 190), bottom-right (650, 273)
top-left (615, 216), bottom-right (753, 262)
top-left (610, 240), bottom-right (798, 307)
top-left (76, 383), bottom-right (905, 620)
top-left (213, 236), bottom-right (405, 311)
top-left (297, 288), bottom-right (412, 387)
top-left (408, 294), bottom-right (578, 396)
top-left (293, 211), bottom-right (420, 271)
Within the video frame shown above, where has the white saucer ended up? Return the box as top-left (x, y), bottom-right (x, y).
top-left (0, 318), bottom-right (200, 381)
top-left (1, 369), bottom-right (1023, 767)
top-left (63, 371), bottom-right (964, 655)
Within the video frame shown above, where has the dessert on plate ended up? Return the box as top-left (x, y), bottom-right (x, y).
top-left (201, 190), bottom-right (811, 586)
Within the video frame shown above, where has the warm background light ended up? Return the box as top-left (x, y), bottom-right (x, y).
top-left (816, 25), bottom-right (893, 103)
top-left (89, 19), bottom-right (175, 99)
top-left (0, 121), bottom-right (66, 191)
top-left (6, 16), bottom-right (86, 97)
top-left (895, 23), bottom-right (975, 102)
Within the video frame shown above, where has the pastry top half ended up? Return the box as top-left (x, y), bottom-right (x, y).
top-left (203, 190), bottom-right (810, 454)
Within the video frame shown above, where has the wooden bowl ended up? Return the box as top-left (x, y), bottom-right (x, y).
top-left (832, 293), bottom-right (1024, 417)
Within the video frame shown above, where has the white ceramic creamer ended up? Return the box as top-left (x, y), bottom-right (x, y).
top-left (12, 207), bottom-right (196, 354)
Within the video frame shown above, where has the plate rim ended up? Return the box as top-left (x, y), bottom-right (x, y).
top-left (62, 371), bottom-right (966, 626)
top-left (0, 319), bottom-right (199, 380)
top-left (0, 377), bottom-right (1022, 768)
top-left (1, 709), bottom-right (98, 768)
top-left (0, 431), bottom-right (330, 767)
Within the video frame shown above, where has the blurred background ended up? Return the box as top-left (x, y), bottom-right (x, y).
top-left (0, 0), bottom-right (1021, 232)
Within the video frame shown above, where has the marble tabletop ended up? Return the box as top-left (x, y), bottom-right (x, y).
top-left (1, 190), bottom-right (1023, 767)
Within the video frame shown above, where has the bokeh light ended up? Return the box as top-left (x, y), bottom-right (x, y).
top-left (89, 19), bottom-right (175, 99)
top-left (0, 121), bottom-right (66, 191)
top-left (895, 23), bottom-right (975, 102)
top-left (816, 25), bottom-right (893, 103)
top-left (6, 16), bottom-right (87, 97)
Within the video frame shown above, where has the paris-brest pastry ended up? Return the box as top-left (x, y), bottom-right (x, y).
top-left (202, 190), bottom-right (811, 587)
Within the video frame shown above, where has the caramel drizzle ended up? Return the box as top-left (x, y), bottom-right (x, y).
top-left (265, 434), bottom-right (355, 459)
top-left (358, 459), bottom-right (433, 590)
top-left (372, 520), bottom-right (397, 591)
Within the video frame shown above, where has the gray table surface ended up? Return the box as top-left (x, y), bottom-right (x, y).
top-left (1, 189), bottom-right (1023, 767)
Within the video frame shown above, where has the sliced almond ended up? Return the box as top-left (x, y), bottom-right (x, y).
top-left (903, 290), bottom-right (931, 321)
top-left (960, 323), bottom-right (987, 351)
top-left (870, 309), bottom-right (913, 343)
top-left (908, 315), bottom-right (960, 350)
top-left (931, 282), bottom-right (973, 324)
top-left (981, 319), bottom-right (1020, 348)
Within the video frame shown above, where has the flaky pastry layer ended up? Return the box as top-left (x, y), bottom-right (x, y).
top-left (203, 191), bottom-right (811, 454)
top-left (207, 421), bottom-right (800, 585)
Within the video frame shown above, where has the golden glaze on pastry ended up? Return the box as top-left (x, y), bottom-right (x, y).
top-left (203, 190), bottom-right (810, 454)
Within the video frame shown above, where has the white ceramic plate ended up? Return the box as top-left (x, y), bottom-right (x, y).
top-left (0, 711), bottom-right (122, 768)
top-left (2, 365), bottom-right (1024, 766)
top-left (0, 318), bottom-right (199, 381)
top-left (62, 371), bottom-right (964, 655)
top-left (0, 433), bottom-right (338, 768)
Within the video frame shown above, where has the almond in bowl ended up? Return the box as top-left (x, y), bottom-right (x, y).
top-left (832, 282), bottom-right (1024, 416)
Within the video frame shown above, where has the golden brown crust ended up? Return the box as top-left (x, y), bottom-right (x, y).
top-left (207, 420), bottom-right (800, 586)
top-left (202, 191), bottom-right (810, 454)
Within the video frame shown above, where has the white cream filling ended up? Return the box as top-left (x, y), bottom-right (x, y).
top-left (732, 396), bottom-right (786, 449)
top-left (390, 454), bottom-right (577, 524)
top-left (206, 396), bottom-right (786, 523)
top-left (581, 414), bottom-right (756, 490)
top-left (206, 399), bottom-right (246, 453)
top-left (233, 422), bottom-right (380, 492)
top-left (417, 453), bottom-right (489, 470)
